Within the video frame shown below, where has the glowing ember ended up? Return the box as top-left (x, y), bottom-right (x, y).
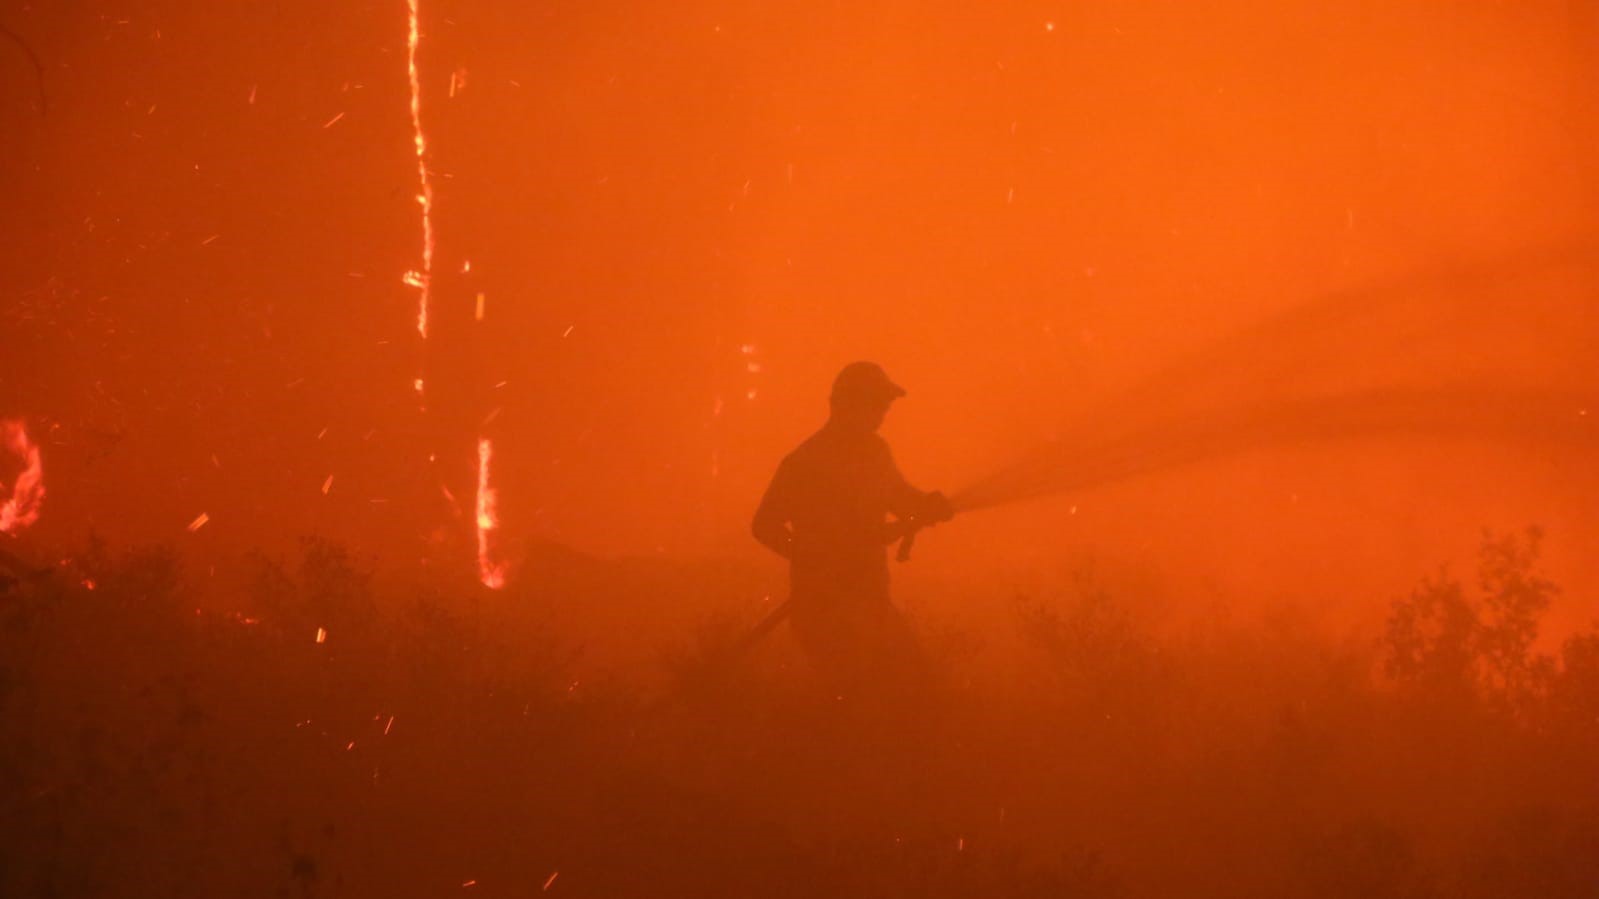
top-left (475, 438), bottom-right (506, 589)
top-left (542, 872), bottom-right (558, 891)
top-left (186, 512), bottom-right (210, 532)
top-left (315, 626), bottom-right (328, 644)
top-left (0, 419), bottom-right (44, 535)
top-left (406, 0), bottom-right (436, 340)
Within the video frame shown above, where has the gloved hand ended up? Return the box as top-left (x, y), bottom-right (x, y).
top-left (922, 490), bottom-right (956, 524)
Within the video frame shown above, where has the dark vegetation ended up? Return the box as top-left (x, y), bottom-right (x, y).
top-left (2, 529), bottom-right (1596, 898)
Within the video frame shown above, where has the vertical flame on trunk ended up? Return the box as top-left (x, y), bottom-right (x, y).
top-left (404, 1), bottom-right (508, 588)
top-left (406, 0), bottom-right (435, 341)
top-left (0, 419), bottom-right (44, 535)
top-left (475, 438), bottom-right (506, 589)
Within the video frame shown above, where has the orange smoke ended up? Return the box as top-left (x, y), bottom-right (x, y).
top-left (0, 419), bottom-right (44, 535)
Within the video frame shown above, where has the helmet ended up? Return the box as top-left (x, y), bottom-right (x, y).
top-left (830, 361), bottom-right (906, 410)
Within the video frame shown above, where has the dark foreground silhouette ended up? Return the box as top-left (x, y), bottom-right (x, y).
top-left (2, 528), bottom-right (1597, 898)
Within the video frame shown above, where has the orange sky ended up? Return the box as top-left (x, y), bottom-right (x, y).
top-left (1, 1), bottom-right (1594, 629)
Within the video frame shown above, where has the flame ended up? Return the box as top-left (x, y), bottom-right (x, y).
top-left (406, 0), bottom-right (436, 341)
top-left (403, 0), bottom-right (509, 588)
top-left (0, 419), bottom-right (44, 535)
top-left (475, 437), bottom-right (506, 589)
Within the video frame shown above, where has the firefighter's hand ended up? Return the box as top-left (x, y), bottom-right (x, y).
top-left (923, 490), bottom-right (956, 524)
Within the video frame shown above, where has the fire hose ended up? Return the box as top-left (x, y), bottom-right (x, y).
top-left (729, 496), bottom-right (966, 658)
top-left (730, 377), bottom-right (1598, 659)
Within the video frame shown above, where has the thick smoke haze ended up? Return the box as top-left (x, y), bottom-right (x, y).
top-left (5, 2), bottom-right (1596, 577)
top-left (4, 3), bottom-right (1594, 617)
top-left (1, 3), bottom-right (1597, 896)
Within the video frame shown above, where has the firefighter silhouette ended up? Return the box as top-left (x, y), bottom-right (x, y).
top-left (752, 362), bottom-right (954, 694)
